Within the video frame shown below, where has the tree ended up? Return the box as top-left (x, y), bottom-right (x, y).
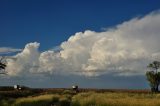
top-left (0, 56), bottom-right (7, 74)
top-left (146, 61), bottom-right (160, 92)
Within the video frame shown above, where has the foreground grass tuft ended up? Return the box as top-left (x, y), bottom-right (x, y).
top-left (13, 94), bottom-right (59, 106)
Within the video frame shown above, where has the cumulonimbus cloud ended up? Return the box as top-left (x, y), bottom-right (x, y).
top-left (5, 10), bottom-right (160, 77)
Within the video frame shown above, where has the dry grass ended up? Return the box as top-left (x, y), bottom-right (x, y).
top-left (13, 94), bottom-right (60, 106)
top-left (12, 93), bottom-right (72, 106)
top-left (1, 90), bottom-right (160, 106)
top-left (71, 92), bottom-right (160, 106)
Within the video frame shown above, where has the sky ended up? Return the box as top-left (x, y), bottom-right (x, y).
top-left (0, 0), bottom-right (160, 89)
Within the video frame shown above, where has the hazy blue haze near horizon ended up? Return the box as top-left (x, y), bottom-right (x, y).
top-left (0, 74), bottom-right (149, 89)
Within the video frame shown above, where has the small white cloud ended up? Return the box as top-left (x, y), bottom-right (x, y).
top-left (0, 47), bottom-right (22, 54)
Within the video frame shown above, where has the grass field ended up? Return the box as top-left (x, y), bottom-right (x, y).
top-left (72, 92), bottom-right (160, 106)
top-left (0, 88), bottom-right (160, 106)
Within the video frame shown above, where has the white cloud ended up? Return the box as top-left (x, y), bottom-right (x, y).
top-left (0, 47), bottom-right (22, 54)
top-left (5, 10), bottom-right (160, 77)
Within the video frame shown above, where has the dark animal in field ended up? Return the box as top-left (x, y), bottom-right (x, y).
top-left (72, 85), bottom-right (79, 93)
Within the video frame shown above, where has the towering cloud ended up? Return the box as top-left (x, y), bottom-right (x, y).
top-left (5, 11), bottom-right (160, 77)
top-left (6, 42), bottom-right (40, 76)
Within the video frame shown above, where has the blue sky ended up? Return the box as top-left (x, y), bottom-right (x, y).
top-left (0, 0), bottom-right (160, 89)
top-left (0, 0), bottom-right (160, 50)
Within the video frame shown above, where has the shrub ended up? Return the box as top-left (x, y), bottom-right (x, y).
top-left (59, 97), bottom-right (71, 106)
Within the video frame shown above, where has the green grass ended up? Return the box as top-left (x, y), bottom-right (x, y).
top-left (1, 91), bottom-right (160, 106)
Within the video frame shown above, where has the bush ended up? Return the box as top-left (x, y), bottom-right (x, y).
top-left (59, 97), bottom-right (70, 106)
top-left (0, 98), bottom-right (15, 106)
top-left (52, 96), bottom-right (59, 103)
